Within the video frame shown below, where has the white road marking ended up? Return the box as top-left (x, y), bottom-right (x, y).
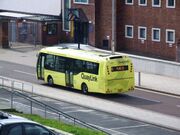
top-left (138, 88), bottom-right (180, 99)
top-left (98, 118), bottom-right (120, 123)
top-left (64, 109), bottom-right (94, 113)
top-left (111, 124), bottom-right (150, 130)
top-left (60, 106), bottom-right (79, 109)
top-left (13, 70), bottom-right (36, 77)
top-left (89, 123), bottom-right (129, 135)
top-left (130, 95), bottom-right (161, 103)
top-left (176, 105), bottom-right (180, 108)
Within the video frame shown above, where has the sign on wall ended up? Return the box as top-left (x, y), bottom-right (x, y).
top-left (0, 0), bottom-right (61, 16)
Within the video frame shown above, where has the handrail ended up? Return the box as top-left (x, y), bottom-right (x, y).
top-left (0, 76), bottom-right (110, 135)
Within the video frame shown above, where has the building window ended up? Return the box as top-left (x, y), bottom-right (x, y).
top-left (166, 29), bottom-right (175, 44)
top-left (47, 24), bottom-right (57, 35)
top-left (138, 26), bottom-right (147, 40)
top-left (152, 28), bottom-right (160, 42)
top-left (139, 0), bottom-right (147, 6)
top-left (125, 0), bottom-right (134, 5)
top-left (74, 0), bottom-right (88, 4)
top-left (166, 0), bottom-right (175, 8)
top-left (125, 25), bottom-right (133, 38)
top-left (152, 0), bottom-right (161, 7)
top-left (63, 0), bottom-right (71, 31)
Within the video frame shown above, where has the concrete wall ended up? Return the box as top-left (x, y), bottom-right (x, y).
top-left (130, 55), bottom-right (180, 79)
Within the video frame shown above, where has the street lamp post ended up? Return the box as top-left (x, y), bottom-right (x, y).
top-left (112, 0), bottom-right (116, 54)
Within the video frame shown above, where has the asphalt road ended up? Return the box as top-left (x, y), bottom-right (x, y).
top-left (0, 88), bottom-right (180, 135)
top-left (0, 60), bottom-right (180, 117)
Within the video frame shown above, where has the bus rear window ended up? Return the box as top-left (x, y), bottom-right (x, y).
top-left (111, 65), bottom-right (128, 72)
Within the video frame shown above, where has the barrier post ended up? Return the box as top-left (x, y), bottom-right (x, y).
top-left (30, 101), bottom-right (33, 114)
top-left (11, 81), bottom-right (14, 109)
top-left (138, 72), bottom-right (141, 86)
top-left (45, 105), bottom-right (47, 118)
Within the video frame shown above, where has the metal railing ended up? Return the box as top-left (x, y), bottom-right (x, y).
top-left (0, 76), bottom-right (110, 135)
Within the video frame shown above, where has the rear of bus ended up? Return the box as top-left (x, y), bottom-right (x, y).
top-left (103, 55), bottom-right (134, 94)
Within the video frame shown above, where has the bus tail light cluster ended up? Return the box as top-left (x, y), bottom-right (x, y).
top-left (106, 66), bottom-right (110, 75)
top-left (128, 86), bottom-right (134, 91)
top-left (130, 63), bottom-right (133, 72)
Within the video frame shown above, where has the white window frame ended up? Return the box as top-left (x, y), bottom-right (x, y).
top-left (139, 0), bottom-right (147, 6)
top-left (125, 25), bottom-right (134, 38)
top-left (152, 0), bottom-right (161, 7)
top-left (74, 0), bottom-right (89, 4)
top-left (125, 0), bottom-right (134, 5)
top-left (152, 28), bottom-right (161, 42)
top-left (166, 29), bottom-right (175, 44)
top-left (138, 26), bottom-right (147, 40)
top-left (166, 0), bottom-right (175, 8)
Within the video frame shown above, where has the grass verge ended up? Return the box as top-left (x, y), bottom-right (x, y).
top-left (2, 109), bottom-right (106, 135)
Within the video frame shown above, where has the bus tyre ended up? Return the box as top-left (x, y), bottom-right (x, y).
top-left (47, 76), bottom-right (54, 86)
top-left (81, 83), bottom-right (88, 94)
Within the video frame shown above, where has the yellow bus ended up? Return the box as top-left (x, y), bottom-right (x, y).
top-left (36, 46), bottom-right (134, 94)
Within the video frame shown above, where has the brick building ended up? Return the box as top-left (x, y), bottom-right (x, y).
top-left (117, 0), bottom-right (180, 61)
top-left (0, 0), bottom-right (180, 61)
top-left (62, 0), bottom-right (180, 61)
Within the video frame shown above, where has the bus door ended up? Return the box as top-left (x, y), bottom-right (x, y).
top-left (37, 53), bottom-right (45, 80)
top-left (65, 59), bottom-right (74, 87)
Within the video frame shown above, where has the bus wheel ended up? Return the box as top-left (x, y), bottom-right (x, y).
top-left (81, 83), bottom-right (88, 94)
top-left (47, 76), bottom-right (54, 86)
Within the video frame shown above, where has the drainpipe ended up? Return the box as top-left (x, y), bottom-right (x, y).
top-left (112, 0), bottom-right (116, 55)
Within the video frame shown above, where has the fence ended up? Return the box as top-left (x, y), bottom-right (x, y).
top-left (8, 20), bottom-right (41, 47)
top-left (0, 76), bottom-right (110, 135)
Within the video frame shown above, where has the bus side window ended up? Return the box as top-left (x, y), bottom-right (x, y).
top-left (44, 54), bottom-right (55, 70)
top-left (55, 56), bottom-right (65, 72)
top-left (85, 61), bottom-right (99, 75)
top-left (74, 60), bottom-right (83, 74)
top-left (93, 63), bottom-right (99, 75)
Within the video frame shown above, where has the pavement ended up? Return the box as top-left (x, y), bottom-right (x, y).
top-left (0, 43), bottom-right (180, 131)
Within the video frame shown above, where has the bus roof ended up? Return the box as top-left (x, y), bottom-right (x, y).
top-left (39, 46), bottom-right (126, 62)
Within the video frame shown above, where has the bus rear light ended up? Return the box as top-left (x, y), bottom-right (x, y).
top-left (106, 89), bottom-right (112, 93)
top-left (129, 86), bottom-right (134, 91)
top-left (106, 66), bottom-right (110, 75)
top-left (130, 63), bottom-right (133, 72)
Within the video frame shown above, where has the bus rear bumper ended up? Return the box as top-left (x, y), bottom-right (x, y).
top-left (105, 86), bottom-right (134, 94)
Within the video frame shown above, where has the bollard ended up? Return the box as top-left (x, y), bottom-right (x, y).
top-left (32, 85), bottom-right (34, 96)
top-left (30, 101), bottom-right (33, 114)
top-left (138, 72), bottom-right (141, 86)
top-left (22, 83), bottom-right (24, 92)
top-left (45, 105), bottom-right (47, 118)
top-left (11, 81), bottom-right (14, 109)
top-left (59, 114), bottom-right (61, 122)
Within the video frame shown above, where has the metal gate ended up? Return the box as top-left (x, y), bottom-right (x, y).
top-left (8, 20), bottom-right (40, 47)
top-left (8, 20), bottom-right (16, 47)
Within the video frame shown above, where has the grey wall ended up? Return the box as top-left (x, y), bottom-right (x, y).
top-left (130, 55), bottom-right (180, 79)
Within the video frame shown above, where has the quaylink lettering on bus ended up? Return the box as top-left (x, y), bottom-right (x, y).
top-left (81, 73), bottom-right (97, 82)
